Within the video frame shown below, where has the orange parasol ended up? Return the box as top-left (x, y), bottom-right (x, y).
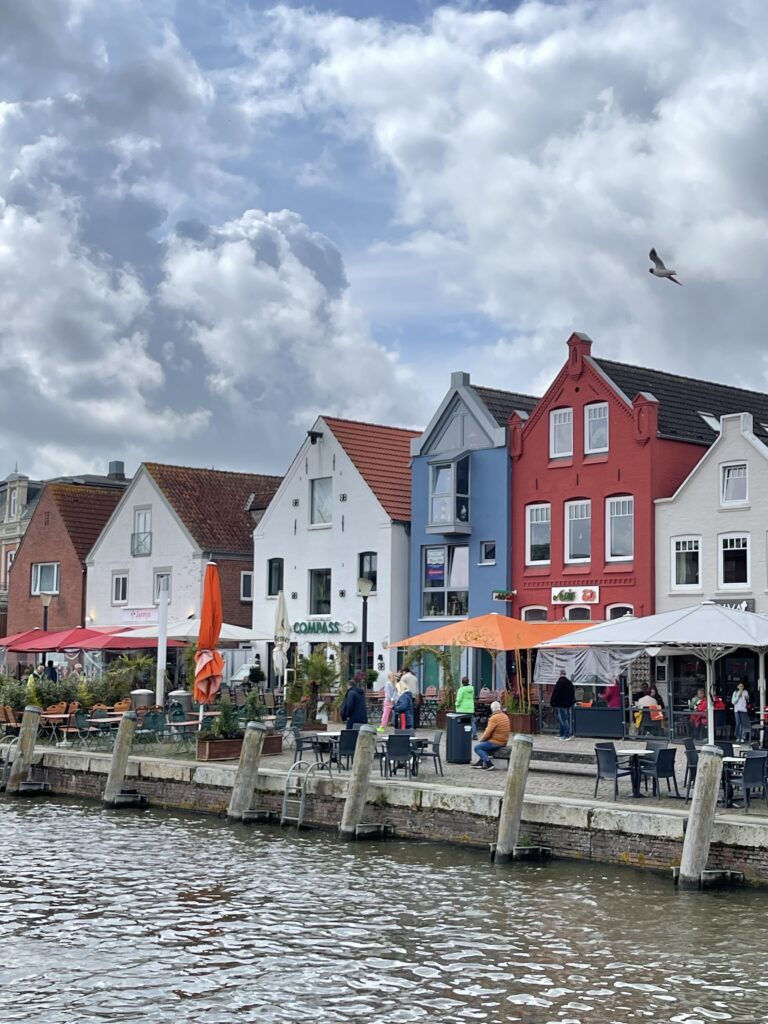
top-left (390, 612), bottom-right (586, 651)
top-left (194, 562), bottom-right (225, 705)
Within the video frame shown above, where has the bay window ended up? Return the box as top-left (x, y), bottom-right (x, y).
top-left (427, 454), bottom-right (470, 534)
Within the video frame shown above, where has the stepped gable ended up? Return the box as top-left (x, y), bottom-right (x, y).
top-left (322, 418), bottom-right (421, 522)
top-left (595, 358), bottom-right (768, 445)
top-left (144, 463), bottom-right (282, 554)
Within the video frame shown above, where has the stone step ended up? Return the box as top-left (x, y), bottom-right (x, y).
top-left (532, 748), bottom-right (594, 766)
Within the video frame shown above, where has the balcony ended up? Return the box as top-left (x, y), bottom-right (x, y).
top-left (131, 531), bottom-right (152, 556)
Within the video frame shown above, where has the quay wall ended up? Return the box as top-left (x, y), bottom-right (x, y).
top-left (26, 748), bottom-right (768, 884)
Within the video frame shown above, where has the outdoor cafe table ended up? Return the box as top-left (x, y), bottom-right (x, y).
top-left (618, 748), bottom-right (654, 798)
top-left (39, 713), bottom-right (70, 746)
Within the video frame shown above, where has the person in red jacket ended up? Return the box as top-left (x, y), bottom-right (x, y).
top-left (472, 701), bottom-right (511, 770)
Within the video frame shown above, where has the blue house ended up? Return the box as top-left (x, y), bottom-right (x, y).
top-left (408, 372), bottom-right (539, 688)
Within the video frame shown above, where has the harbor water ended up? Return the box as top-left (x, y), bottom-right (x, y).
top-left (1, 798), bottom-right (767, 1023)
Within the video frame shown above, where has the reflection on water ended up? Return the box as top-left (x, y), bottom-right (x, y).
top-left (1, 798), bottom-right (767, 1023)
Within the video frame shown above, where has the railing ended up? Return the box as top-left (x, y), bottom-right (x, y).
top-left (130, 531), bottom-right (152, 556)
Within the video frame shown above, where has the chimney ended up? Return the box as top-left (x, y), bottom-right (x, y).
top-left (108, 460), bottom-right (126, 481)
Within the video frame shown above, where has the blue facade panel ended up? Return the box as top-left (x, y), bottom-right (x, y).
top-left (408, 445), bottom-right (510, 637)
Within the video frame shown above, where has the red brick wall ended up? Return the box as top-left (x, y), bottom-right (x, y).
top-left (217, 558), bottom-right (254, 627)
top-left (7, 488), bottom-right (85, 634)
top-left (510, 335), bottom-right (706, 620)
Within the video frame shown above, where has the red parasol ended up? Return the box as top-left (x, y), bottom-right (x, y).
top-left (194, 562), bottom-right (224, 705)
top-left (10, 627), bottom-right (108, 653)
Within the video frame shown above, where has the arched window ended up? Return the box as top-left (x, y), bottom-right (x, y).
top-left (522, 606), bottom-right (548, 622)
top-left (608, 604), bottom-right (633, 620)
top-left (565, 606), bottom-right (591, 622)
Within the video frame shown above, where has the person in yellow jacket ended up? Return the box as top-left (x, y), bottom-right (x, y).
top-left (472, 700), bottom-right (510, 770)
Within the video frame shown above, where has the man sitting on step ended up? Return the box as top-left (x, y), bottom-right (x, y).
top-left (472, 701), bottom-right (510, 770)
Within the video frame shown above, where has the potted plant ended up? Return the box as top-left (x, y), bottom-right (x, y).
top-left (436, 681), bottom-right (456, 730)
top-left (242, 690), bottom-right (283, 755)
top-left (197, 696), bottom-right (244, 761)
top-left (295, 652), bottom-right (340, 727)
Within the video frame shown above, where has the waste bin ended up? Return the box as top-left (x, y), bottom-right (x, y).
top-left (168, 689), bottom-right (191, 716)
top-left (130, 688), bottom-right (155, 710)
top-left (446, 712), bottom-right (472, 763)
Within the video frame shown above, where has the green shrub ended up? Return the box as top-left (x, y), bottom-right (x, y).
top-left (0, 676), bottom-right (28, 711)
top-left (243, 689), bottom-right (266, 722)
top-left (212, 696), bottom-right (240, 739)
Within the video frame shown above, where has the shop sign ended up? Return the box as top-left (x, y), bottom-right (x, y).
top-left (551, 586), bottom-right (600, 605)
top-left (492, 590), bottom-right (516, 602)
top-left (121, 608), bottom-right (158, 623)
top-left (292, 620), bottom-right (356, 635)
top-left (712, 598), bottom-right (756, 612)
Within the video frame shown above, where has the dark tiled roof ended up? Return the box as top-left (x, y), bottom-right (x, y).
top-left (48, 484), bottom-right (125, 563)
top-left (322, 417), bottom-right (421, 521)
top-left (470, 385), bottom-right (540, 426)
top-left (595, 358), bottom-right (768, 445)
top-left (145, 463), bottom-right (282, 554)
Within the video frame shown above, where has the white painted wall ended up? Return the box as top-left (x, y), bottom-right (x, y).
top-left (86, 468), bottom-right (204, 627)
top-left (656, 413), bottom-right (768, 613)
top-left (252, 419), bottom-right (410, 675)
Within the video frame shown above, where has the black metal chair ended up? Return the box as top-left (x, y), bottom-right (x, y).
top-left (639, 747), bottom-right (680, 800)
top-left (716, 741), bottom-right (734, 759)
top-left (291, 707), bottom-right (306, 730)
top-left (728, 751), bottom-right (768, 812)
top-left (639, 708), bottom-right (664, 737)
top-left (594, 743), bottom-right (632, 801)
top-left (384, 733), bottom-right (413, 779)
top-left (684, 748), bottom-right (698, 802)
top-left (336, 728), bottom-right (358, 771)
top-left (714, 709), bottom-right (730, 739)
top-left (417, 730), bottom-right (444, 776)
top-left (291, 727), bottom-right (320, 765)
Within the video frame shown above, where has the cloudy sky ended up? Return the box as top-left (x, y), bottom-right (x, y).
top-left (2, 0), bottom-right (767, 480)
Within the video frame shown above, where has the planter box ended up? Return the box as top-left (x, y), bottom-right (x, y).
top-left (196, 737), bottom-right (243, 761)
top-left (262, 734), bottom-right (283, 756)
top-left (506, 712), bottom-right (536, 735)
top-left (436, 709), bottom-right (448, 730)
top-left (303, 721), bottom-right (327, 732)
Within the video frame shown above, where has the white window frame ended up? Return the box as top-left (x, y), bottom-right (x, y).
top-left (521, 606), bottom-right (548, 622)
top-left (671, 535), bottom-right (702, 591)
top-left (607, 604), bottom-right (634, 620)
top-left (6, 549), bottom-right (14, 580)
top-left (564, 500), bottom-right (591, 564)
top-left (584, 402), bottom-right (609, 454)
top-left (111, 572), bottom-right (128, 606)
top-left (478, 541), bottom-right (496, 565)
top-left (240, 571), bottom-right (253, 602)
top-left (565, 605), bottom-right (592, 621)
top-left (720, 462), bottom-right (748, 507)
top-left (309, 567), bottom-right (332, 615)
top-left (31, 561), bottom-right (59, 595)
top-left (718, 533), bottom-right (750, 590)
top-left (549, 408), bottom-right (573, 458)
top-left (605, 496), bottom-right (634, 562)
top-left (267, 557), bottom-right (283, 598)
top-left (526, 503), bottom-right (551, 566)
top-left (8, 489), bottom-right (17, 518)
top-left (153, 569), bottom-right (172, 604)
top-left (309, 477), bottom-right (333, 526)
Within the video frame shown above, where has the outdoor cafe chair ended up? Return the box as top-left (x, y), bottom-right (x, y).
top-left (4, 706), bottom-right (20, 737)
top-left (716, 741), bottom-right (735, 759)
top-left (291, 727), bottom-right (321, 765)
top-left (728, 751), bottom-right (768, 812)
top-left (640, 747), bottom-right (680, 799)
top-left (383, 733), bottom-right (413, 779)
top-left (684, 748), bottom-right (699, 802)
top-left (594, 743), bottom-right (632, 801)
top-left (291, 707), bottom-right (306, 731)
top-left (61, 709), bottom-right (99, 748)
top-left (417, 730), bottom-right (444, 776)
top-left (336, 728), bottom-right (358, 772)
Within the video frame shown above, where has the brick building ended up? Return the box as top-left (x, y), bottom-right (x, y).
top-left (7, 480), bottom-right (127, 634)
top-left (86, 463), bottom-right (282, 629)
top-left (509, 332), bottom-right (768, 625)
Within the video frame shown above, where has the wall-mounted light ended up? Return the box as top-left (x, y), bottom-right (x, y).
top-left (307, 430), bottom-right (324, 445)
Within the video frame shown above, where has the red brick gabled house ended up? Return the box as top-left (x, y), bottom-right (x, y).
top-left (507, 332), bottom-right (761, 624)
top-left (86, 463), bottom-right (282, 628)
top-left (7, 482), bottom-right (126, 634)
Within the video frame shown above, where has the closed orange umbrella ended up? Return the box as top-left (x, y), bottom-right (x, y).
top-left (194, 562), bottom-right (225, 705)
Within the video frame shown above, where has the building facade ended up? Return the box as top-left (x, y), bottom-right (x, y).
top-left (0, 472), bottom-right (43, 636)
top-left (407, 371), bottom-right (538, 686)
top-left (252, 417), bottom-right (418, 684)
top-left (509, 333), bottom-right (714, 624)
top-left (7, 481), bottom-right (127, 635)
top-left (86, 463), bottom-right (281, 629)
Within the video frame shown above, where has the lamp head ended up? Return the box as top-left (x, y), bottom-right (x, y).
top-left (40, 593), bottom-right (53, 608)
top-left (357, 577), bottom-right (374, 598)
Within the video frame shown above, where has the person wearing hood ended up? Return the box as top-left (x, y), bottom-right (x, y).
top-left (340, 678), bottom-right (368, 729)
top-left (392, 680), bottom-right (415, 729)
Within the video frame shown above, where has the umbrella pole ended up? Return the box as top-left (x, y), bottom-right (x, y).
top-left (759, 650), bottom-right (766, 747)
top-left (706, 658), bottom-right (715, 747)
top-left (198, 703), bottom-right (205, 731)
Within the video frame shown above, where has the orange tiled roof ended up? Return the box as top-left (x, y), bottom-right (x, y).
top-left (49, 484), bottom-right (126, 563)
top-left (322, 417), bottom-right (420, 521)
top-left (145, 463), bottom-right (282, 554)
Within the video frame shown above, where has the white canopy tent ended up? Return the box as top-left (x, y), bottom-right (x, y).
top-left (127, 618), bottom-right (271, 643)
top-left (538, 601), bottom-right (768, 746)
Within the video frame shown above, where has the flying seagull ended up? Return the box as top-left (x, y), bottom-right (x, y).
top-left (649, 248), bottom-right (682, 286)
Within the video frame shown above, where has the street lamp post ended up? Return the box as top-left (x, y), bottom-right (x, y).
top-left (357, 577), bottom-right (374, 676)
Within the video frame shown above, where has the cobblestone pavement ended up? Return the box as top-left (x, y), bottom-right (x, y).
top-left (256, 728), bottom-right (768, 818)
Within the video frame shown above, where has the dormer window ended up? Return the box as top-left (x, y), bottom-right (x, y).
top-left (699, 411), bottom-right (721, 434)
top-left (427, 454), bottom-right (470, 535)
top-left (721, 463), bottom-right (747, 505)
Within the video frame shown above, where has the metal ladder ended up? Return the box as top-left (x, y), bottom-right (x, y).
top-left (281, 760), bottom-right (331, 828)
top-left (0, 737), bottom-right (19, 791)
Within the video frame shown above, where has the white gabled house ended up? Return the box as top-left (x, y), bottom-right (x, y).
top-left (252, 416), bottom-right (420, 685)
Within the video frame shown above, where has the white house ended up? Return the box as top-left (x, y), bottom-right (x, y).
top-left (656, 413), bottom-right (768, 615)
top-left (252, 416), bottom-right (419, 684)
top-left (86, 463), bottom-right (281, 630)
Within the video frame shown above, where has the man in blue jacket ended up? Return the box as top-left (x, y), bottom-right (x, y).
top-left (340, 680), bottom-right (368, 728)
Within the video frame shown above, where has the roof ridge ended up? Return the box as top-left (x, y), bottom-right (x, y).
top-left (471, 384), bottom-right (540, 400)
top-left (595, 357), bottom-right (768, 402)
top-left (144, 461), bottom-right (281, 480)
top-left (321, 415), bottom-right (421, 435)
